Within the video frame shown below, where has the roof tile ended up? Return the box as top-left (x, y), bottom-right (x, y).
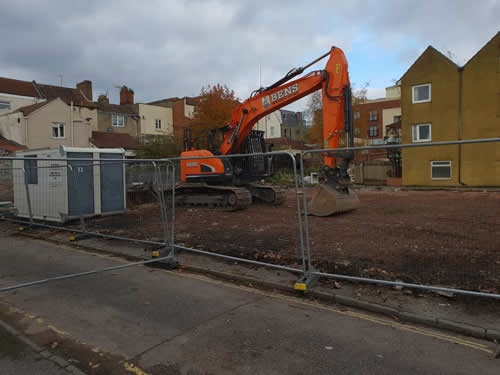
top-left (0, 135), bottom-right (27, 153)
top-left (90, 131), bottom-right (139, 149)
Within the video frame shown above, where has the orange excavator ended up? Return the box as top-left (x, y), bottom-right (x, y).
top-left (177, 46), bottom-right (360, 216)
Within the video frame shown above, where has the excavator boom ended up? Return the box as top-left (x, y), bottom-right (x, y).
top-left (180, 46), bottom-right (360, 215)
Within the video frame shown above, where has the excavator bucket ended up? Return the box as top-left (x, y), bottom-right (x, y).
top-left (308, 183), bottom-right (360, 216)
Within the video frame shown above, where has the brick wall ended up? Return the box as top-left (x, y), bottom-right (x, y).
top-left (353, 99), bottom-right (400, 141)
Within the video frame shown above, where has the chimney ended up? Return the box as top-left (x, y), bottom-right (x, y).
top-left (120, 86), bottom-right (134, 105)
top-left (76, 80), bottom-right (93, 101)
top-left (97, 94), bottom-right (109, 105)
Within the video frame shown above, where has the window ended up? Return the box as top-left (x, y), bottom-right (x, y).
top-left (368, 125), bottom-right (378, 137)
top-left (369, 111), bottom-right (377, 121)
top-left (155, 119), bottom-right (162, 129)
top-left (270, 126), bottom-right (275, 136)
top-left (24, 155), bottom-right (38, 185)
top-left (52, 123), bottom-right (65, 139)
top-left (354, 128), bottom-right (360, 136)
top-left (412, 84), bottom-right (431, 103)
top-left (412, 123), bottom-right (431, 142)
top-left (112, 114), bottom-right (125, 127)
top-left (0, 100), bottom-right (11, 110)
top-left (354, 111), bottom-right (360, 120)
top-left (431, 161), bottom-right (452, 180)
top-left (393, 115), bottom-right (401, 122)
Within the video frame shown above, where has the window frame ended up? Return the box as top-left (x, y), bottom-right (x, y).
top-left (369, 110), bottom-right (377, 121)
top-left (0, 100), bottom-right (11, 110)
top-left (51, 122), bottom-right (65, 139)
top-left (368, 125), bottom-right (378, 137)
top-left (412, 123), bottom-right (432, 143)
top-left (431, 161), bottom-right (452, 180)
top-left (155, 119), bottom-right (162, 129)
top-left (112, 114), bottom-right (125, 127)
top-left (412, 83), bottom-right (431, 104)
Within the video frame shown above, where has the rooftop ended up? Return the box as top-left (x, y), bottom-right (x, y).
top-left (0, 77), bottom-right (96, 108)
top-left (90, 131), bottom-right (139, 150)
top-left (0, 135), bottom-right (27, 153)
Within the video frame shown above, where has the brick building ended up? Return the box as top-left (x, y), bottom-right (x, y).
top-left (149, 97), bottom-right (200, 138)
top-left (353, 97), bottom-right (400, 145)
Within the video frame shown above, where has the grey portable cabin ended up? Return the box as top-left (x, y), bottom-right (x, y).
top-left (13, 146), bottom-right (126, 223)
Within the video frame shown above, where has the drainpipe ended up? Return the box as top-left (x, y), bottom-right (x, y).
top-left (71, 101), bottom-right (74, 146)
top-left (457, 68), bottom-right (464, 185)
top-left (24, 116), bottom-right (28, 148)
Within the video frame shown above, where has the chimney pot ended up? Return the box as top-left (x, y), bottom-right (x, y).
top-left (76, 80), bottom-right (92, 101)
top-left (120, 86), bottom-right (134, 105)
top-left (97, 94), bottom-right (109, 105)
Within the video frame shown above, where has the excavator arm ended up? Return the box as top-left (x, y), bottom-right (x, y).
top-left (179, 46), bottom-right (359, 215)
top-left (219, 47), bottom-right (354, 171)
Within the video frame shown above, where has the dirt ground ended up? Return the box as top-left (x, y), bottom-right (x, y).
top-left (82, 188), bottom-right (499, 293)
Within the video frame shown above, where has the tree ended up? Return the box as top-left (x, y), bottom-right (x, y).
top-left (352, 81), bottom-right (370, 104)
top-left (305, 91), bottom-right (323, 145)
top-left (191, 84), bottom-right (240, 138)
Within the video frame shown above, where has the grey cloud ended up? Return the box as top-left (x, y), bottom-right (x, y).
top-left (0, 0), bottom-right (497, 109)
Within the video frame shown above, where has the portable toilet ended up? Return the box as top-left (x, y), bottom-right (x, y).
top-left (13, 146), bottom-right (126, 223)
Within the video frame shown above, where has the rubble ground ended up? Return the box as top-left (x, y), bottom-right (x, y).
top-left (80, 189), bottom-right (500, 293)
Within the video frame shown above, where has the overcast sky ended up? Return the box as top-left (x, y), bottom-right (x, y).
top-left (1, 0), bottom-right (498, 112)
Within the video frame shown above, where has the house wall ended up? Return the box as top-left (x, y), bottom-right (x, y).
top-left (0, 93), bottom-right (43, 115)
top-left (138, 104), bottom-right (173, 136)
top-left (96, 110), bottom-right (139, 136)
top-left (0, 112), bottom-right (25, 145)
top-left (5, 99), bottom-right (96, 149)
top-left (385, 85), bottom-right (401, 99)
top-left (382, 107), bottom-right (401, 136)
top-left (401, 34), bottom-right (499, 187)
top-left (254, 110), bottom-right (281, 138)
top-left (184, 101), bottom-right (196, 119)
top-left (401, 48), bottom-right (461, 186)
top-left (460, 34), bottom-right (500, 186)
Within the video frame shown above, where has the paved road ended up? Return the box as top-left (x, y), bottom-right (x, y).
top-left (0, 232), bottom-right (497, 374)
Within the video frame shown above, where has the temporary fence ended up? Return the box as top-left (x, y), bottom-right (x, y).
top-left (0, 138), bottom-right (499, 300)
top-left (299, 138), bottom-right (500, 298)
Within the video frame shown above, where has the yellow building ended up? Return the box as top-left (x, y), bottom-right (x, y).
top-left (401, 32), bottom-right (499, 186)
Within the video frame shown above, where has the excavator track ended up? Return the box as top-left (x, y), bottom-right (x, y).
top-left (246, 183), bottom-right (286, 205)
top-left (174, 183), bottom-right (252, 211)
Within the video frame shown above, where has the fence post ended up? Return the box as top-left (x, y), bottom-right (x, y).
top-left (151, 161), bottom-right (177, 267)
top-left (22, 167), bottom-right (34, 228)
top-left (289, 151), bottom-right (317, 291)
top-left (169, 162), bottom-right (176, 256)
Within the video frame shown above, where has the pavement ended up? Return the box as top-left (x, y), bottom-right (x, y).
top-left (0, 323), bottom-right (72, 375)
top-left (0, 232), bottom-right (498, 374)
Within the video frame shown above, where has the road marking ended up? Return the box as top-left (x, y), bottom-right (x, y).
top-left (123, 361), bottom-right (150, 375)
top-left (41, 243), bottom-right (496, 355)
top-left (167, 270), bottom-right (495, 355)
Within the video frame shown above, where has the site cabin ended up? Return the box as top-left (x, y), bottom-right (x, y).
top-left (13, 146), bottom-right (126, 223)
